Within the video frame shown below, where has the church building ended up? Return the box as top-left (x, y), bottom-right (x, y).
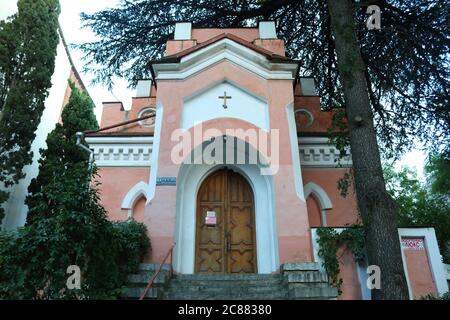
top-left (85, 22), bottom-right (448, 299)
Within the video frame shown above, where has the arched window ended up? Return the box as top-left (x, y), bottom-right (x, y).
top-left (304, 182), bottom-right (332, 227)
top-left (121, 181), bottom-right (149, 220)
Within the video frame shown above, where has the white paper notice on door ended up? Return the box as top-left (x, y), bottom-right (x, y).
top-left (205, 211), bottom-right (217, 226)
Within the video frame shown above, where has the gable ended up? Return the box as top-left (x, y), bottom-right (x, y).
top-left (151, 37), bottom-right (298, 81)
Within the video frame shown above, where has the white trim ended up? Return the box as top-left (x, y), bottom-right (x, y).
top-left (147, 102), bottom-right (164, 203)
top-left (153, 38), bottom-right (297, 80)
top-left (286, 103), bottom-right (305, 201)
top-left (173, 138), bottom-right (279, 274)
top-left (86, 136), bottom-right (154, 144)
top-left (304, 182), bottom-right (332, 227)
top-left (85, 136), bottom-right (153, 167)
top-left (304, 182), bottom-right (333, 210)
top-left (121, 182), bottom-right (149, 219)
top-left (398, 228), bottom-right (449, 298)
top-left (299, 137), bottom-right (352, 168)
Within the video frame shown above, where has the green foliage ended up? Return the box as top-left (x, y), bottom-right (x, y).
top-left (0, 83), bottom-right (150, 299)
top-left (26, 80), bottom-right (99, 221)
top-left (384, 161), bottom-right (450, 263)
top-left (420, 291), bottom-right (450, 300)
top-left (327, 109), bottom-right (354, 198)
top-left (425, 151), bottom-right (450, 196)
top-left (111, 220), bottom-right (152, 278)
top-left (0, 219), bottom-right (150, 299)
top-left (327, 108), bottom-right (350, 160)
top-left (0, 0), bottom-right (61, 221)
top-left (316, 227), bottom-right (366, 295)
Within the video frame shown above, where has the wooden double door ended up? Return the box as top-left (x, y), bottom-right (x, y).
top-left (195, 169), bottom-right (257, 274)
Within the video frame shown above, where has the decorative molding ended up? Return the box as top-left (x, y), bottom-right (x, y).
top-left (122, 181), bottom-right (149, 210)
top-left (295, 108), bottom-right (314, 128)
top-left (153, 38), bottom-right (298, 80)
top-left (86, 136), bottom-right (153, 167)
top-left (286, 103), bottom-right (305, 201)
top-left (299, 137), bottom-right (352, 168)
top-left (147, 102), bottom-right (164, 203)
top-left (304, 182), bottom-right (332, 210)
top-left (85, 136), bottom-right (353, 169)
top-left (137, 107), bottom-right (156, 128)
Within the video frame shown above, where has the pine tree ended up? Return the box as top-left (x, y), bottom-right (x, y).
top-left (0, 0), bottom-right (61, 221)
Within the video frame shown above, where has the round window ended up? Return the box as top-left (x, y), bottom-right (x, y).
top-left (294, 108), bottom-right (314, 128)
top-left (138, 108), bottom-right (156, 127)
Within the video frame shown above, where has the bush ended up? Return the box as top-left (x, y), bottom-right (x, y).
top-left (0, 219), bottom-right (150, 300)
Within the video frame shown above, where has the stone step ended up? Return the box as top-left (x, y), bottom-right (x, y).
top-left (285, 271), bottom-right (328, 283)
top-left (281, 262), bottom-right (322, 272)
top-left (165, 284), bottom-right (288, 293)
top-left (163, 290), bottom-right (288, 300)
top-left (124, 265), bottom-right (338, 300)
top-left (123, 287), bottom-right (159, 299)
top-left (173, 274), bottom-right (283, 281)
top-left (127, 272), bottom-right (170, 285)
top-left (289, 285), bottom-right (338, 299)
top-left (168, 279), bottom-right (284, 287)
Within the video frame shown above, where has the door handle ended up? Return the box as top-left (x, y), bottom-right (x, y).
top-left (226, 232), bottom-right (231, 252)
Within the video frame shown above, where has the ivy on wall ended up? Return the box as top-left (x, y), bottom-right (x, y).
top-left (316, 227), bottom-right (366, 295)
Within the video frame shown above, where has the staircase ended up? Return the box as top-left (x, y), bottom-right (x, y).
top-left (163, 274), bottom-right (288, 300)
top-left (124, 263), bottom-right (338, 300)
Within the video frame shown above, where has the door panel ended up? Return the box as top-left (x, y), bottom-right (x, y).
top-left (195, 169), bottom-right (256, 274)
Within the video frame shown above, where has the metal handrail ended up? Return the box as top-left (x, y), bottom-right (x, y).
top-left (139, 242), bottom-right (176, 300)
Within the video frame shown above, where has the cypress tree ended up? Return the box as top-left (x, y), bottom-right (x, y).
top-left (26, 80), bottom-right (98, 223)
top-left (0, 0), bottom-right (60, 221)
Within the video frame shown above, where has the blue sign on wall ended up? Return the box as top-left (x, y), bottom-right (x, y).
top-left (156, 177), bottom-right (177, 186)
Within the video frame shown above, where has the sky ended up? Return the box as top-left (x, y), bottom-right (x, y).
top-left (0, 0), bottom-right (428, 176)
top-left (58, 0), bottom-right (134, 115)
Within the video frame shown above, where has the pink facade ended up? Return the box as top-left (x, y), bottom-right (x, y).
top-left (402, 238), bottom-right (438, 299)
top-left (86, 23), bottom-right (447, 299)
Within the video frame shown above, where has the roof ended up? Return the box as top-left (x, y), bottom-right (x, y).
top-left (151, 33), bottom-right (296, 65)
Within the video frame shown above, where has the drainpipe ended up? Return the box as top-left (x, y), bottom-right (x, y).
top-left (75, 132), bottom-right (94, 185)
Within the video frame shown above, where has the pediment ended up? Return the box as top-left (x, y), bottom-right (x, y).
top-left (152, 38), bottom-right (298, 81)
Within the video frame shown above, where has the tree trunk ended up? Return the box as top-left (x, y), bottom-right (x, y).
top-left (327, 0), bottom-right (409, 300)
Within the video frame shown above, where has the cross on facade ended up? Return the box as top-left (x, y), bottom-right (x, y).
top-left (218, 91), bottom-right (232, 109)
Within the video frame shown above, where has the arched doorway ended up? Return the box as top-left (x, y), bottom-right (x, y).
top-left (195, 168), bottom-right (257, 274)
